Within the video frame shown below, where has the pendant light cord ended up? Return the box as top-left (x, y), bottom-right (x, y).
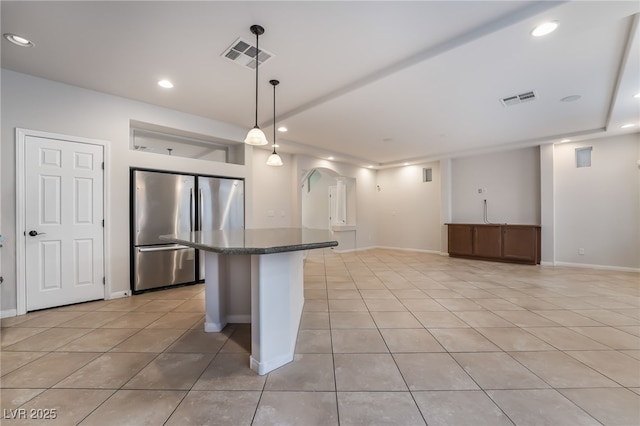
top-left (269, 79), bottom-right (280, 154)
top-left (254, 29), bottom-right (259, 127)
top-left (273, 81), bottom-right (277, 154)
top-left (245, 25), bottom-right (267, 146)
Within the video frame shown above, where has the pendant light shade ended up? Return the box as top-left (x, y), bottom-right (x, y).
top-left (245, 25), bottom-right (268, 146)
top-left (267, 79), bottom-right (283, 166)
top-left (266, 151), bottom-right (283, 166)
top-left (245, 127), bottom-right (268, 146)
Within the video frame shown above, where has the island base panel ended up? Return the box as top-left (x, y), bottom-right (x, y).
top-left (203, 254), bottom-right (251, 332)
top-left (202, 250), bottom-right (305, 375)
top-left (250, 251), bottom-right (304, 375)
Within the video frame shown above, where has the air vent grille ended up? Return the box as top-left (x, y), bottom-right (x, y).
top-left (222, 37), bottom-right (274, 69)
top-left (500, 90), bottom-right (537, 107)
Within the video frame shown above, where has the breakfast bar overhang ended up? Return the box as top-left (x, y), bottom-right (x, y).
top-left (161, 228), bottom-right (337, 375)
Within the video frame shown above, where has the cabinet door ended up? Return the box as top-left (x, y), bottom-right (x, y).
top-left (502, 226), bottom-right (538, 263)
top-left (448, 225), bottom-right (474, 255)
top-left (473, 225), bottom-right (502, 258)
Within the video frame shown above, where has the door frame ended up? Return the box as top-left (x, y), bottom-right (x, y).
top-left (15, 128), bottom-right (111, 315)
top-left (328, 185), bottom-right (336, 228)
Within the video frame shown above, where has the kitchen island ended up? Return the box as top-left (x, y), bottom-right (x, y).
top-left (161, 228), bottom-right (337, 375)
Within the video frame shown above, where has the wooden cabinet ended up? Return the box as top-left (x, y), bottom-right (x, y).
top-left (446, 224), bottom-right (541, 265)
top-left (502, 226), bottom-right (540, 263)
top-left (447, 224), bottom-right (474, 256)
top-left (473, 225), bottom-right (502, 258)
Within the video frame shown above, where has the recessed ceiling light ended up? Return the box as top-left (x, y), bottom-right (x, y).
top-left (621, 123), bottom-right (636, 129)
top-left (634, 93), bottom-right (640, 99)
top-left (561, 95), bottom-right (581, 102)
top-left (277, 126), bottom-right (288, 132)
top-left (327, 156), bottom-right (334, 160)
top-left (4, 33), bottom-right (34, 47)
top-left (560, 139), bottom-right (571, 143)
top-left (367, 165), bottom-right (373, 168)
top-left (531, 21), bottom-right (558, 37)
top-left (157, 79), bottom-right (174, 89)
top-left (403, 163), bottom-right (410, 166)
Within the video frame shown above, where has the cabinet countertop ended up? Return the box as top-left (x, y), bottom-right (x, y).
top-left (160, 228), bottom-right (338, 255)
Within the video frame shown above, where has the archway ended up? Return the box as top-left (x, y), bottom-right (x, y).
top-left (300, 167), bottom-right (356, 230)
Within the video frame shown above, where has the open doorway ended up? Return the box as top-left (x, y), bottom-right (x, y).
top-left (300, 167), bottom-right (356, 230)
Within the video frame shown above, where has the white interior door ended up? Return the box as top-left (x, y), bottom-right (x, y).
top-left (24, 135), bottom-right (105, 311)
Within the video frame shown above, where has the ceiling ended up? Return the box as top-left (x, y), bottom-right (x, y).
top-left (2, 1), bottom-right (639, 168)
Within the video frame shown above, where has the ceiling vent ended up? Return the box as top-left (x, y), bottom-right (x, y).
top-left (222, 37), bottom-right (274, 69)
top-left (500, 90), bottom-right (537, 107)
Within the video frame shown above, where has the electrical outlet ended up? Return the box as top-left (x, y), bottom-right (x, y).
top-left (579, 248), bottom-right (585, 255)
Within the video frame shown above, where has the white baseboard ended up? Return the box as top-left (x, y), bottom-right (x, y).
top-left (356, 245), bottom-right (378, 252)
top-left (335, 246), bottom-right (449, 255)
top-left (227, 314), bottom-right (251, 323)
top-left (554, 261), bottom-right (640, 273)
top-left (109, 290), bottom-right (131, 299)
top-left (374, 245), bottom-right (442, 255)
top-left (334, 248), bottom-right (638, 272)
top-left (333, 247), bottom-right (359, 254)
top-left (332, 245), bottom-right (376, 254)
top-left (205, 321), bottom-right (225, 332)
top-left (1, 309), bottom-right (17, 319)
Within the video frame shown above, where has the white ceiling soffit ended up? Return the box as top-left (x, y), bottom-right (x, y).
top-left (1, 1), bottom-right (639, 168)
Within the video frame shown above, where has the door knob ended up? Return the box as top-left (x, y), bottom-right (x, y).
top-left (28, 230), bottom-right (45, 237)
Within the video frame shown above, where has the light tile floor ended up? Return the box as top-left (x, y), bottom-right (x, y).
top-left (1, 248), bottom-right (639, 425)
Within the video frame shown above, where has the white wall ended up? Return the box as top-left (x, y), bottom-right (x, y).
top-left (251, 148), bottom-right (294, 228)
top-left (301, 169), bottom-right (335, 229)
top-left (375, 162), bottom-right (441, 252)
top-left (452, 146), bottom-right (541, 224)
top-left (1, 70), bottom-right (254, 312)
top-left (540, 143), bottom-right (556, 264)
top-left (440, 159), bottom-right (453, 253)
top-left (554, 134), bottom-right (640, 269)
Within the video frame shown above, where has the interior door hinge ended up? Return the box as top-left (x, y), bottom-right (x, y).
top-left (101, 162), bottom-right (105, 170)
top-left (103, 277), bottom-right (106, 285)
top-left (102, 219), bottom-right (105, 227)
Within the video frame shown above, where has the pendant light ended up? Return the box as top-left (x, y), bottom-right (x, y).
top-left (244, 25), bottom-right (268, 146)
top-left (266, 79), bottom-right (283, 166)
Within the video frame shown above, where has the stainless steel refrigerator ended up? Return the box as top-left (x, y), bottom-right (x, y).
top-left (130, 169), bottom-right (244, 293)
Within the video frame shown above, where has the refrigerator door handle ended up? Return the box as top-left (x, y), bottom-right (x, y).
top-left (138, 245), bottom-right (192, 253)
top-left (199, 188), bottom-right (203, 231)
top-left (190, 188), bottom-right (195, 232)
top-left (134, 186), bottom-right (140, 234)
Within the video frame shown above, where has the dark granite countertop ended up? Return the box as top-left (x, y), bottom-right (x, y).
top-left (160, 228), bottom-right (338, 255)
